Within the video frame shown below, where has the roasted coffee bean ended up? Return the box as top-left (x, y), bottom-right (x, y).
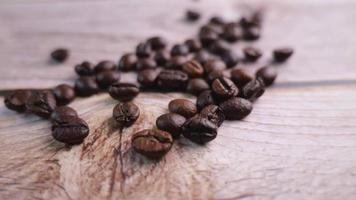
top-left (4, 90), bottom-right (32, 112)
top-left (50, 106), bottom-right (78, 124)
top-left (209, 16), bottom-right (225, 26)
top-left (211, 77), bottom-right (239, 100)
top-left (109, 83), bottom-right (139, 102)
top-left (241, 78), bottom-right (265, 101)
top-left (256, 66), bottom-right (277, 86)
top-left (230, 68), bottom-right (253, 88)
top-left (137, 68), bottom-right (160, 89)
top-left (220, 97), bottom-right (253, 120)
top-left (167, 55), bottom-right (188, 70)
top-left (74, 76), bottom-right (99, 97)
top-left (273, 47), bottom-right (294, 62)
top-left (136, 57), bottom-right (157, 71)
top-left (131, 129), bottom-right (173, 159)
top-left (156, 70), bottom-right (188, 90)
top-left (154, 50), bottom-right (170, 66)
top-left (75, 61), bottom-right (94, 76)
top-left (96, 71), bottom-right (121, 89)
top-left (240, 15), bottom-right (261, 29)
top-left (118, 53), bottom-right (137, 71)
top-left (51, 48), bottom-right (69, 63)
top-left (194, 50), bottom-right (211, 65)
top-left (206, 70), bottom-right (229, 84)
top-left (199, 27), bottom-right (219, 47)
top-left (204, 24), bottom-right (224, 35)
top-left (26, 90), bottom-right (56, 118)
top-left (221, 24), bottom-right (242, 43)
top-left (182, 60), bottom-right (204, 78)
top-left (219, 51), bottom-right (239, 68)
top-left (185, 39), bottom-right (202, 53)
top-left (187, 78), bottom-right (210, 95)
top-left (186, 10), bottom-right (201, 21)
top-left (53, 84), bottom-right (76, 106)
top-left (208, 40), bottom-right (230, 56)
top-left (156, 113), bottom-right (186, 138)
top-left (182, 116), bottom-right (218, 144)
top-left (94, 60), bottom-right (116, 74)
top-left (196, 90), bottom-right (217, 111)
top-left (147, 36), bottom-right (167, 51)
top-left (171, 44), bottom-right (189, 56)
top-left (203, 59), bottom-right (226, 74)
top-left (51, 116), bottom-right (89, 145)
top-left (168, 99), bottom-right (197, 118)
top-left (136, 42), bottom-right (152, 58)
top-left (113, 102), bottom-right (140, 127)
top-left (200, 105), bottom-right (225, 127)
top-left (243, 27), bottom-right (261, 41)
top-left (243, 47), bottom-right (262, 62)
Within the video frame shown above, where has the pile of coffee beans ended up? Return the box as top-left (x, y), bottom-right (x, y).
top-left (4, 8), bottom-right (293, 158)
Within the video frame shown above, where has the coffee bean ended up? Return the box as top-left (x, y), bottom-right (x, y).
top-left (206, 70), bottom-right (229, 84)
top-left (94, 60), bottom-right (116, 74)
top-left (256, 66), bottom-right (277, 86)
top-left (156, 113), bottom-right (186, 138)
top-left (211, 77), bottom-right (239, 100)
top-left (200, 105), bottom-right (225, 127)
top-left (230, 68), bottom-right (253, 88)
top-left (182, 116), bottom-right (218, 144)
top-left (75, 61), bottom-right (94, 76)
top-left (137, 68), bottom-right (160, 89)
top-left (154, 50), bottom-right (170, 66)
top-left (109, 83), bottom-right (139, 102)
top-left (26, 90), bottom-right (56, 118)
top-left (194, 50), bottom-right (211, 65)
top-left (4, 90), bottom-right (32, 112)
top-left (118, 53), bottom-right (137, 71)
top-left (156, 70), bottom-right (188, 91)
top-left (51, 116), bottom-right (89, 145)
top-left (185, 39), bottom-right (202, 53)
top-left (196, 90), bottom-right (217, 111)
top-left (220, 97), bottom-right (253, 120)
top-left (203, 24), bottom-right (224, 35)
top-left (209, 16), bottom-right (225, 26)
top-left (186, 78), bottom-right (210, 95)
top-left (147, 36), bottom-right (167, 51)
top-left (203, 59), bottom-right (226, 74)
top-left (243, 47), bottom-right (262, 62)
top-left (208, 40), bottom-right (230, 56)
top-left (131, 129), bottom-right (173, 159)
top-left (199, 26), bottom-right (219, 47)
top-left (167, 55), bottom-right (189, 71)
top-left (113, 102), bottom-right (140, 127)
top-left (168, 99), bottom-right (197, 118)
top-left (51, 48), bottom-right (69, 63)
top-left (50, 106), bottom-right (78, 124)
top-left (186, 10), bottom-right (201, 21)
top-left (241, 78), bottom-right (265, 101)
top-left (136, 57), bottom-right (157, 71)
top-left (136, 42), bottom-right (152, 58)
top-left (96, 71), bottom-right (121, 89)
top-left (240, 15), bottom-right (261, 29)
top-left (219, 51), bottom-right (239, 68)
top-left (74, 76), bottom-right (99, 97)
top-left (182, 60), bottom-right (204, 78)
top-left (171, 44), bottom-right (189, 56)
top-left (243, 27), bottom-right (260, 41)
top-left (221, 24), bottom-right (242, 43)
top-left (273, 47), bottom-right (294, 62)
top-left (53, 84), bottom-right (76, 106)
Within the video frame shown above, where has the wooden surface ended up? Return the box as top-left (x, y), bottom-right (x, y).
top-left (1, 0), bottom-right (356, 199)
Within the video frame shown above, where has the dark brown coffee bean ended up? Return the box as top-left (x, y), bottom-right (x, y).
top-left (182, 60), bottom-right (204, 78)
top-left (240, 15), bottom-right (261, 29)
top-left (75, 61), bottom-right (94, 76)
top-left (166, 55), bottom-right (188, 70)
top-left (51, 48), bottom-right (69, 63)
top-left (118, 53), bottom-right (137, 71)
top-left (194, 50), bottom-right (211, 65)
top-left (156, 70), bottom-right (188, 90)
top-left (137, 68), bottom-right (160, 89)
top-left (243, 27), bottom-right (261, 41)
top-left (256, 66), bottom-right (277, 86)
top-left (208, 40), bottom-right (230, 56)
top-left (199, 26), bottom-right (219, 47)
top-left (196, 90), bottom-right (217, 111)
top-left (94, 60), bottom-right (116, 74)
top-left (273, 47), bottom-right (294, 62)
top-left (51, 116), bottom-right (89, 145)
top-left (200, 105), bottom-right (225, 127)
top-left (4, 90), bottom-right (32, 112)
top-left (203, 59), bottom-right (226, 74)
top-left (26, 90), bottom-right (56, 118)
top-left (219, 51), bottom-right (239, 68)
top-left (182, 116), bottom-right (218, 144)
top-left (50, 106), bottom-right (78, 124)
top-left (204, 24), bottom-right (224, 35)
top-left (74, 76), bottom-right (99, 97)
top-left (185, 39), bottom-right (202, 53)
top-left (113, 102), bottom-right (140, 127)
top-left (171, 44), bottom-right (189, 56)
top-left (109, 83), bottom-right (139, 102)
top-left (211, 77), bottom-right (239, 100)
top-left (230, 68), bottom-right (253, 88)
top-left (168, 99), bottom-right (197, 118)
top-left (53, 84), bottom-right (76, 106)
top-left (132, 129), bottom-right (173, 159)
top-left (147, 36), bottom-right (167, 51)
top-left (186, 10), bottom-right (201, 21)
top-left (243, 47), bottom-right (262, 62)
top-left (206, 70), bottom-right (229, 84)
top-left (186, 78), bottom-right (210, 95)
top-left (136, 42), bottom-right (152, 58)
top-left (220, 97), bottom-right (253, 120)
top-left (136, 57), bottom-right (157, 71)
top-left (209, 16), bottom-right (225, 26)
top-left (156, 113), bottom-right (186, 138)
top-left (96, 71), bottom-right (121, 89)
top-left (241, 78), bottom-right (265, 101)
top-left (221, 24), bottom-right (242, 43)
top-left (154, 50), bottom-right (170, 66)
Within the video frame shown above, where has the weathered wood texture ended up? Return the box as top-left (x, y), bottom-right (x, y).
top-left (0, 0), bottom-right (356, 200)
